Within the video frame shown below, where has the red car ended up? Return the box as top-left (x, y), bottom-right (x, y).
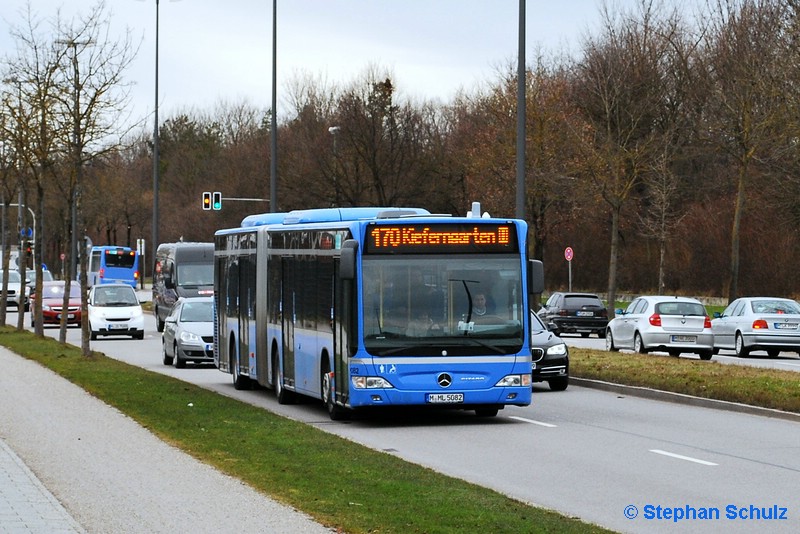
top-left (29, 281), bottom-right (82, 327)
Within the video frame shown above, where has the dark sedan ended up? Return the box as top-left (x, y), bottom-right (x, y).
top-left (530, 311), bottom-right (570, 391)
top-left (538, 292), bottom-right (608, 338)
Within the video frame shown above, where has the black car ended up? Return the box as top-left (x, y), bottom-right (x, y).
top-left (530, 311), bottom-right (569, 391)
top-left (538, 292), bottom-right (608, 338)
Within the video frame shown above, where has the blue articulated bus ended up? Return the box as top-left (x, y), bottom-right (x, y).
top-left (214, 204), bottom-right (544, 420)
top-left (88, 246), bottom-right (140, 288)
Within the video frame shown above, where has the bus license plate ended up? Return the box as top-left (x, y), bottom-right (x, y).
top-left (427, 393), bottom-right (464, 404)
top-left (671, 335), bottom-right (696, 343)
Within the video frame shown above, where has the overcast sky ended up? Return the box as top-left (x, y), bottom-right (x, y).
top-left (1, 1), bottom-right (664, 127)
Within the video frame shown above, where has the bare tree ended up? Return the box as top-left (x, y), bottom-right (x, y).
top-left (570, 1), bottom-right (687, 315)
top-left (5, 0), bottom-right (139, 353)
top-left (703, 0), bottom-right (795, 302)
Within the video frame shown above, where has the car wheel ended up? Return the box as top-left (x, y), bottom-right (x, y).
top-left (767, 349), bottom-right (780, 358)
top-left (597, 329), bottom-right (606, 339)
top-left (548, 376), bottom-right (569, 391)
top-left (155, 310), bottom-right (165, 333)
top-left (133, 331), bottom-right (144, 340)
top-left (174, 343), bottom-right (186, 368)
top-left (605, 330), bottom-right (618, 352)
top-left (698, 350), bottom-right (713, 361)
top-left (580, 332), bottom-right (589, 338)
top-left (162, 339), bottom-right (173, 366)
top-left (634, 333), bottom-right (647, 354)
top-left (90, 330), bottom-right (98, 341)
top-left (735, 332), bottom-right (750, 358)
top-left (668, 350), bottom-right (680, 357)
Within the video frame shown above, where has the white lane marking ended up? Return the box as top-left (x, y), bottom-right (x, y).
top-left (650, 449), bottom-right (718, 466)
top-left (509, 416), bottom-right (557, 427)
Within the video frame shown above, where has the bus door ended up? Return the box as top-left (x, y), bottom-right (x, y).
top-left (281, 257), bottom-right (297, 389)
top-left (332, 259), bottom-right (350, 407)
top-left (238, 257), bottom-right (251, 378)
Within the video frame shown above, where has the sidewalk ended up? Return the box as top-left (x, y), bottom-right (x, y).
top-left (0, 347), bottom-right (334, 534)
top-left (0, 439), bottom-right (83, 533)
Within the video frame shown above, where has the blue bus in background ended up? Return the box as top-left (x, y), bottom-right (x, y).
top-left (88, 246), bottom-right (140, 288)
top-left (214, 203), bottom-right (544, 420)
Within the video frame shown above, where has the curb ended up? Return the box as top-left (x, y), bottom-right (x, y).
top-left (571, 377), bottom-right (800, 424)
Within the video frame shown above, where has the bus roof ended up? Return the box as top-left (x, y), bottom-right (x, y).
top-left (240, 207), bottom-right (430, 228)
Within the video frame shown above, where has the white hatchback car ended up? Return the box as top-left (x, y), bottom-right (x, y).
top-left (0, 270), bottom-right (27, 311)
top-left (605, 295), bottom-right (714, 360)
top-left (88, 283), bottom-right (145, 340)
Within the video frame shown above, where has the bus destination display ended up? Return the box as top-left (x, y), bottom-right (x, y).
top-left (366, 223), bottom-right (518, 254)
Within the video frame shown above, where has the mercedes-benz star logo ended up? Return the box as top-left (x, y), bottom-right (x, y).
top-left (437, 373), bottom-right (452, 388)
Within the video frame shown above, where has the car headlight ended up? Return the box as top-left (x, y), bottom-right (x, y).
top-left (42, 304), bottom-right (52, 312)
top-left (179, 331), bottom-right (202, 343)
top-left (546, 343), bottom-right (568, 357)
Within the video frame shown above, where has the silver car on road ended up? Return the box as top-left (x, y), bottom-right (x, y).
top-left (162, 296), bottom-right (214, 368)
top-left (711, 297), bottom-right (800, 358)
top-left (605, 295), bottom-right (714, 360)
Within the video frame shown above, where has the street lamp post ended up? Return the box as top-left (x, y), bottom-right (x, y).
top-left (328, 126), bottom-right (341, 206)
top-left (270, 0), bottom-right (278, 212)
top-left (152, 0), bottom-right (161, 270)
top-left (55, 39), bottom-right (92, 280)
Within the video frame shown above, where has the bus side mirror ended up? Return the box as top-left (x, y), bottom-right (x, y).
top-left (339, 239), bottom-right (358, 280)
top-left (527, 259), bottom-right (544, 295)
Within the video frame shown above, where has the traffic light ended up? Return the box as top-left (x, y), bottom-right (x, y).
top-left (202, 192), bottom-right (211, 210)
top-left (212, 191), bottom-right (222, 210)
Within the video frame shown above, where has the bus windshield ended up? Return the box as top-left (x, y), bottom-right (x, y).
top-left (362, 255), bottom-right (524, 356)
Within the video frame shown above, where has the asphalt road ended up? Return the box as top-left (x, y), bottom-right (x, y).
top-left (9, 308), bottom-right (800, 534)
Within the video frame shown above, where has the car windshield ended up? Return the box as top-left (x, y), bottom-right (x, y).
top-left (179, 301), bottom-right (213, 322)
top-left (94, 287), bottom-right (138, 306)
top-left (655, 301), bottom-right (706, 316)
top-left (0, 271), bottom-right (22, 283)
top-left (530, 311), bottom-right (548, 334)
top-left (43, 284), bottom-right (81, 298)
top-left (362, 255), bottom-right (524, 356)
top-left (176, 263), bottom-right (214, 287)
top-left (749, 299), bottom-right (800, 314)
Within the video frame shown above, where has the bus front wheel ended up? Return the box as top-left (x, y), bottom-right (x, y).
top-left (322, 370), bottom-right (349, 421)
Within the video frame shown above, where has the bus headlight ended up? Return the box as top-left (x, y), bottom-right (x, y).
top-left (495, 374), bottom-right (531, 387)
top-left (352, 376), bottom-right (395, 389)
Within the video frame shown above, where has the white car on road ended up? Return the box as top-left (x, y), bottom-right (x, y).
top-left (88, 283), bottom-right (145, 340)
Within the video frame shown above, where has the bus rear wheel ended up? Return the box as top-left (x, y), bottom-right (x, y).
top-left (273, 353), bottom-right (295, 404)
top-left (231, 350), bottom-right (251, 390)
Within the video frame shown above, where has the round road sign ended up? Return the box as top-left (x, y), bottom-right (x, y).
top-left (564, 246), bottom-right (574, 262)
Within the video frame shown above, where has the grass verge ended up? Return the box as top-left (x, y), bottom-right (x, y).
top-left (0, 326), bottom-right (609, 534)
top-left (571, 347), bottom-right (800, 413)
